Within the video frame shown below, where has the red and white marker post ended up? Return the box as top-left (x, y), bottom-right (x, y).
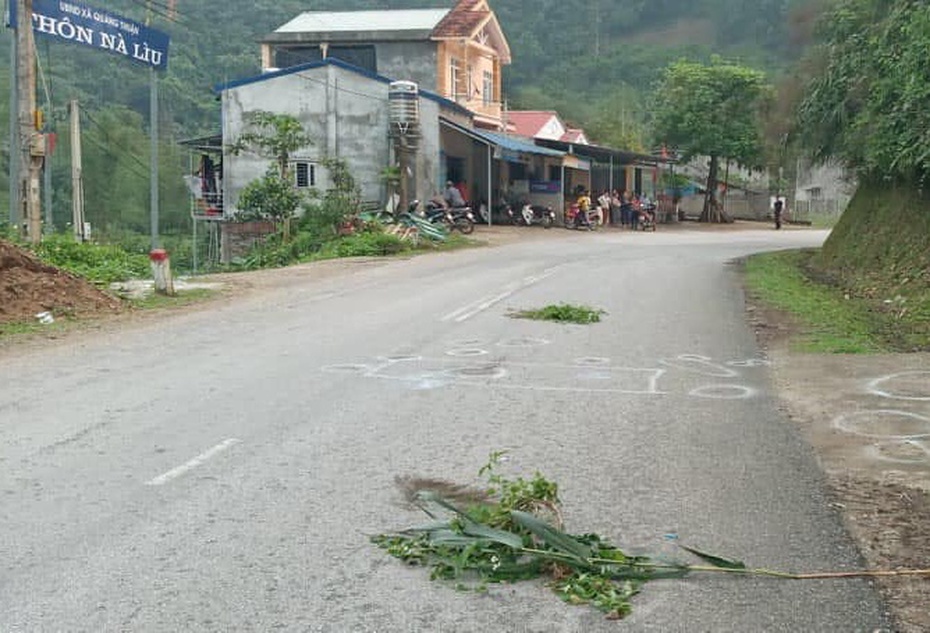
top-left (149, 249), bottom-right (175, 296)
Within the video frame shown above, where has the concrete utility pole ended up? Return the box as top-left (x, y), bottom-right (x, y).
top-left (16, 0), bottom-right (43, 242)
top-left (8, 27), bottom-right (17, 227)
top-left (149, 66), bottom-right (159, 249)
top-left (69, 100), bottom-right (85, 241)
top-left (146, 2), bottom-right (161, 250)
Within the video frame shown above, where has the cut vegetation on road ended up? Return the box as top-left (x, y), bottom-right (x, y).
top-left (376, 453), bottom-right (930, 621)
top-left (510, 304), bottom-right (605, 324)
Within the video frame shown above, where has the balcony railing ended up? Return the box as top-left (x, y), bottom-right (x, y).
top-left (448, 94), bottom-right (503, 121)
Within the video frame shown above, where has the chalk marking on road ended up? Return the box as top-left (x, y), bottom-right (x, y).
top-left (322, 363), bottom-right (371, 374)
top-left (146, 439), bottom-right (242, 486)
top-left (574, 357), bottom-right (612, 366)
top-left (726, 358), bottom-right (772, 368)
top-left (473, 382), bottom-right (666, 396)
top-left (452, 339), bottom-right (486, 348)
top-left (866, 371), bottom-right (930, 401)
top-left (440, 267), bottom-right (561, 323)
top-left (445, 365), bottom-right (509, 380)
top-left (688, 384), bottom-right (757, 400)
top-left (864, 440), bottom-right (930, 465)
top-left (379, 355), bottom-right (422, 363)
top-left (446, 349), bottom-right (489, 357)
top-left (497, 337), bottom-right (550, 348)
top-left (661, 355), bottom-right (741, 378)
top-left (833, 409), bottom-right (930, 440)
top-left (367, 363), bottom-right (667, 395)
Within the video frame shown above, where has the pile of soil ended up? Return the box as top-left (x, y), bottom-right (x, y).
top-left (0, 239), bottom-right (123, 324)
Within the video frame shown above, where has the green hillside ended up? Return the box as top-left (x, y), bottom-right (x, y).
top-left (0, 0), bottom-right (799, 232)
top-left (1, 0), bottom-right (797, 130)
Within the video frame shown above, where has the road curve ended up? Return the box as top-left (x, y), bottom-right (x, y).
top-left (0, 226), bottom-right (889, 632)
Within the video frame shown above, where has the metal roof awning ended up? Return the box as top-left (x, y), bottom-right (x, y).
top-left (180, 134), bottom-right (223, 152)
top-left (441, 119), bottom-right (565, 162)
top-left (535, 139), bottom-right (665, 166)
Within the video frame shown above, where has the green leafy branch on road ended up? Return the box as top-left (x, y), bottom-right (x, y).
top-left (510, 304), bottom-right (606, 324)
top-left (373, 452), bottom-right (930, 620)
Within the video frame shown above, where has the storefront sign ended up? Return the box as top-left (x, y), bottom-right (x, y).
top-left (530, 180), bottom-right (561, 194)
top-left (20, 0), bottom-right (170, 70)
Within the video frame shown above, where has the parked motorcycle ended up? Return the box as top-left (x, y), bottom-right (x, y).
top-left (516, 203), bottom-right (555, 228)
top-left (424, 200), bottom-right (475, 234)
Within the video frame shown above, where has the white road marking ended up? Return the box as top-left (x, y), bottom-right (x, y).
top-left (440, 267), bottom-right (561, 323)
top-left (146, 438), bottom-right (242, 486)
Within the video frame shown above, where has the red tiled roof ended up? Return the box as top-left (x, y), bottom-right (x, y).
top-left (561, 128), bottom-right (587, 143)
top-left (432, 0), bottom-right (490, 38)
top-left (507, 111), bottom-right (559, 138)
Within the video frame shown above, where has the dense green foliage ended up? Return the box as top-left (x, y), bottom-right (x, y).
top-left (237, 169), bottom-right (304, 223)
top-left (653, 60), bottom-right (771, 167)
top-left (652, 59), bottom-right (771, 220)
top-left (799, 0), bottom-right (930, 183)
top-left (814, 182), bottom-right (930, 350)
top-left (30, 234), bottom-right (150, 284)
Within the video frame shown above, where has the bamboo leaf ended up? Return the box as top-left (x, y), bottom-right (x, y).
top-left (461, 521), bottom-right (525, 550)
top-left (415, 490), bottom-right (524, 550)
top-left (511, 510), bottom-right (593, 564)
top-left (679, 545), bottom-right (747, 570)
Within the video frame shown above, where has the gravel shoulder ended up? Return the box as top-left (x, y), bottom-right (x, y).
top-left (749, 301), bottom-right (930, 633)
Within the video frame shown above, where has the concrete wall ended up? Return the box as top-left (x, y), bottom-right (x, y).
top-left (414, 99), bottom-right (442, 206)
top-left (223, 64), bottom-right (455, 215)
top-left (795, 158), bottom-right (856, 203)
top-left (375, 41), bottom-right (438, 92)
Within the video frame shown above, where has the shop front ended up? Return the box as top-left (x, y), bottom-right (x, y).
top-left (440, 119), bottom-right (565, 224)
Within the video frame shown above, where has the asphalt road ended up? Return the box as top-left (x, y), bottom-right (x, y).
top-left (0, 226), bottom-right (890, 632)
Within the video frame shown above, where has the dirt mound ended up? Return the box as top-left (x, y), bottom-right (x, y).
top-left (0, 239), bottom-right (123, 324)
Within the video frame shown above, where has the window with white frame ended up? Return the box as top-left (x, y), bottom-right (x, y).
top-left (483, 70), bottom-right (493, 107)
top-left (293, 161), bottom-right (316, 189)
top-left (450, 57), bottom-right (460, 100)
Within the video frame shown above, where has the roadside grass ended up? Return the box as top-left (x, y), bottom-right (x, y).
top-left (510, 303), bottom-right (605, 324)
top-left (814, 183), bottom-right (930, 351)
top-left (744, 250), bottom-right (888, 353)
top-left (0, 318), bottom-right (70, 338)
top-left (312, 231), bottom-right (478, 261)
top-left (234, 229), bottom-right (481, 271)
top-left (126, 288), bottom-right (220, 310)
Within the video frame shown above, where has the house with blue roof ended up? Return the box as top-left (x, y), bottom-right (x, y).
top-left (212, 0), bottom-right (571, 230)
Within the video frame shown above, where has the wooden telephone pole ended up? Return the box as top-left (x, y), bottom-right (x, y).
top-left (15, 0), bottom-right (44, 242)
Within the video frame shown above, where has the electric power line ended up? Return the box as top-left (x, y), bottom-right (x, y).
top-left (126, 0), bottom-right (184, 24)
top-left (293, 70), bottom-right (394, 103)
top-left (81, 108), bottom-right (154, 176)
top-left (80, 131), bottom-right (151, 183)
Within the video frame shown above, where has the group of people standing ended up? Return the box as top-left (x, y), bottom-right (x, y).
top-left (575, 187), bottom-right (655, 229)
